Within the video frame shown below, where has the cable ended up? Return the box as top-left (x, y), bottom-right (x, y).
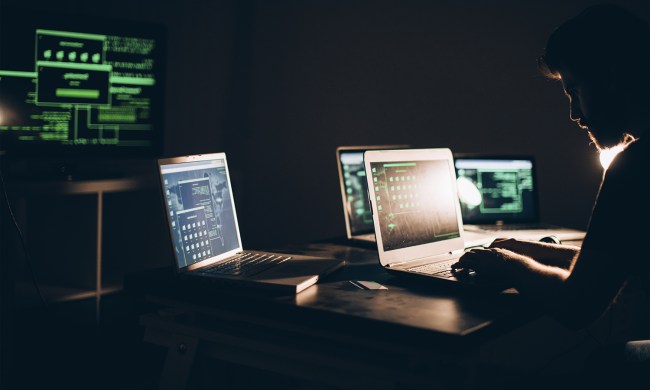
top-left (0, 163), bottom-right (47, 307)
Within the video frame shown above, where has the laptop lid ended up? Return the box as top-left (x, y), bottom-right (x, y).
top-left (454, 155), bottom-right (540, 225)
top-left (158, 153), bottom-right (244, 273)
top-left (364, 148), bottom-right (465, 267)
top-left (336, 145), bottom-right (409, 239)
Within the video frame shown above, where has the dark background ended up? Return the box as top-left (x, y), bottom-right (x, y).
top-left (2, 0), bottom-right (647, 251)
top-left (1, 1), bottom-right (648, 388)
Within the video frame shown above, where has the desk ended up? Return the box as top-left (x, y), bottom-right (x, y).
top-left (131, 241), bottom-right (584, 389)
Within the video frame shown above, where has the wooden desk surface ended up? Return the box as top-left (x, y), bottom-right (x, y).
top-left (130, 240), bottom-right (557, 389)
top-left (129, 240), bottom-right (537, 348)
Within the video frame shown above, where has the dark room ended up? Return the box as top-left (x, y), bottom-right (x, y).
top-left (0, 0), bottom-right (648, 389)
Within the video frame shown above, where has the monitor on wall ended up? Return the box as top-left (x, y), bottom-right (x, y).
top-left (0, 7), bottom-right (166, 162)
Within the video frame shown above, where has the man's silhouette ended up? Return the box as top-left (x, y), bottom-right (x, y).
top-left (454, 4), bottom-right (649, 384)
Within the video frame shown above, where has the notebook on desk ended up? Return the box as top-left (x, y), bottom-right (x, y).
top-left (364, 148), bottom-right (499, 286)
top-left (453, 155), bottom-right (586, 241)
top-left (336, 145), bottom-right (409, 244)
top-left (158, 153), bottom-right (343, 294)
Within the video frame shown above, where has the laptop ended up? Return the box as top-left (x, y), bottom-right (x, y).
top-left (336, 145), bottom-right (409, 244)
top-left (364, 148), bottom-right (498, 286)
top-left (453, 155), bottom-right (586, 241)
top-left (158, 153), bottom-right (344, 294)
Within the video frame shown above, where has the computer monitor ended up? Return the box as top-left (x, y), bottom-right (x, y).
top-left (0, 7), bottom-right (166, 162)
top-left (454, 156), bottom-right (538, 224)
top-left (336, 145), bottom-right (409, 240)
top-left (338, 149), bottom-right (374, 236)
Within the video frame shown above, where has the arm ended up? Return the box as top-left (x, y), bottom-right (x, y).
top-left (489, 238), bottom-right (580, 270)
top-left (454, 247), bottom-right (570, 305)
top-left (455, 217), bottom-right (625, 325)
top-left (453, 243), bottom-right (619, 324)
top-left (456, 145), bottom-right (648, 328)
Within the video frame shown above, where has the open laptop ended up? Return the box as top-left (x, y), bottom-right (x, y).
top-left (158, 153), bottom-right (344, 294)
top-left (336, 145), bottom-right (408, 243)
top-left (454, 155), bottom-right (586, 241)
top-left (364, 148), bottom-right (499, 286)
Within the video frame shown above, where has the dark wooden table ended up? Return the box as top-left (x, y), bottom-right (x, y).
top-left (129, 240), bottom-right (582, 390)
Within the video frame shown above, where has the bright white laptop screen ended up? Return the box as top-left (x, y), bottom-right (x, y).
top-left (160, 158), bottom-right (240, 268)
top-left (369, 159), bottom-right (461, 252)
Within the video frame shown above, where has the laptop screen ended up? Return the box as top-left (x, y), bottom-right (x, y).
top-left (160, 157), bottom-right (241, 269)
top-left (369, 159), bottom-right (461, 252)
top-left (339, 150), bottom-right (374, 235)
top-left (454, 157), bottom-right (537, 224)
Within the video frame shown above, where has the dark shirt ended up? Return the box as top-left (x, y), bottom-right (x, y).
top-left (562, 135), bottom-right (649, 339)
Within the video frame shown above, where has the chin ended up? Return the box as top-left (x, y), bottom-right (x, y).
top-left (587, 129), bottom-right (627, 150)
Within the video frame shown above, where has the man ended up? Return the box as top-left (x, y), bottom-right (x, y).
top-left (453, 3), bottom-right (649, 354)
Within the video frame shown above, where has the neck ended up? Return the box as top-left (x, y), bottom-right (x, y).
top-left (598, 134), bottom-right (637, 170)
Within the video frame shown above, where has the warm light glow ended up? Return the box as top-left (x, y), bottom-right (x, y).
top-left (599, 134), bottom-right (637, 170)
top-left (599, 146), bottom-right (624, 170)
top-left (457, 176), bottom-right (482, 207)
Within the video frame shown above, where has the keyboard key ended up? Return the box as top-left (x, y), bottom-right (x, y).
top-left (407, 259), bottom-right (458, 278)
top-left (203, 252), bottom-right (291, 276)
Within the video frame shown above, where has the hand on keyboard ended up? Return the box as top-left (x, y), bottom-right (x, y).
top-left (452, 247), bottom-right (513, 288)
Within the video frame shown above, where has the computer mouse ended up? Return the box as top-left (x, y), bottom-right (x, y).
top-left (539, 235), bottom-right (561, 245)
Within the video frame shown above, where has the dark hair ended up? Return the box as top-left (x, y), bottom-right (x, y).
top-left (538, 4), bottom-right (649, 84)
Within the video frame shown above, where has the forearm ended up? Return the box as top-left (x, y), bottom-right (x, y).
top-left (501, 247), bottom-right (627, 327)
top-left (537, 245), bottom-right (580, 269)
top-left (502, 251), bottom-right (570, 306)
top-left (456, 247), bottom-right (572, 309)
top-left (492, 239), bottom-right (580, 269)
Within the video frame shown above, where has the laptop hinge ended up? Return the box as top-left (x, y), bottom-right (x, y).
top-left (386, 252), bottom-right (455, 268)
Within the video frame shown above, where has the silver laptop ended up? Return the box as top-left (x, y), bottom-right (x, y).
top-left (364, 148), bottom-right (498, 286)
top-left (454, 155), bottom-right (586, 241)
top-left (158, 153), bottom-right (344, 294)
top-left (336, 145), bottom-right (408, 243)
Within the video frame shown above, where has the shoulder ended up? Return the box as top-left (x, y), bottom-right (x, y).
top-left (606, 136), bottom-right (648, 177)
top-left (585, 137), bottom-right (648, 257)
top-left (600, 137), bottom-right (648, 201)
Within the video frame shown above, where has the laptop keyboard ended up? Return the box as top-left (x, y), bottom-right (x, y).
top-left (202, 252), bottom-right (291, 277)
top-left (406, 258), bottom-right (459, 278)
top-left (476, 223), bottom-right (555, 231)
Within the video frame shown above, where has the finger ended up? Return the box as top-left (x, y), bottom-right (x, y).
top-left (489, 238), bottom-right (519, 249)
top-left (454, 248), bottom-right (486, 269)
top-left (489, 239), bottom-right (506, 248)
top-left (452, 255), bottom-right (473, 269)
top-left (465, 248), bottom-right (503, 263)
top-left (451, 262), bottom-right (475, 274)
top-left (464, 247), bottom-right (491, 255)
top-left (451, 261), bottom-right (466, 269)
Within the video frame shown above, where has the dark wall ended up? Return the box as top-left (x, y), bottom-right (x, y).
top-left (3, 0), bottom-right (648, 250)
top-left (228, 0), bottom-right (648, 247)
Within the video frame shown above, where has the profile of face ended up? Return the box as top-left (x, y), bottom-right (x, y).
top-left (558, 67), bottom-right (627, 150)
